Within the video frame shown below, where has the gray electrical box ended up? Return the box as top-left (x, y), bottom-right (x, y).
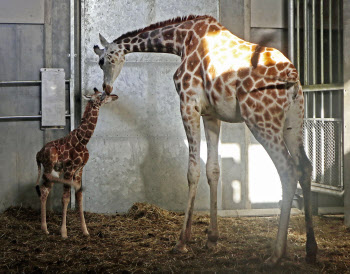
top-left (40, 68), bottom-right (66, 128)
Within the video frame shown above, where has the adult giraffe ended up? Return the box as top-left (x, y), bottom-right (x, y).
top-left (94, 15), bottom-right (317, 265)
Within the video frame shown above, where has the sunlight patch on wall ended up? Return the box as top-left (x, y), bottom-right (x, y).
top-left (183, 140), bottom-right (241, 164)
top-left (248, 144), bottom-right (282, 203)
top-left (231, 180), bottom-right (242, 203)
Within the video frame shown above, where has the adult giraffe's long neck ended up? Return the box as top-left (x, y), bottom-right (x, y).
top-left (75, 101), bottom-right (100, 146)
top-left (112, 15), bottom-right (214, 57)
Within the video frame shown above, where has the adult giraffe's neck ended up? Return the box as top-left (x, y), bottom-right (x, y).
top-left (114, 26), bottom-right (182, 56)
top-left (75, 101), bottom-right (100, 146)
top-left (112, 15), bottom-right (214, 57)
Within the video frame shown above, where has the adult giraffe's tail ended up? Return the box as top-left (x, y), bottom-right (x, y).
top-left (35, 152), bottom-right (42, 197)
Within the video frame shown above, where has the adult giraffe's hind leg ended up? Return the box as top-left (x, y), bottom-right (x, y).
top-left (250, 127), bottom-right (298, 265)
top-left (173, 96), bottom-right (201, 253)
top-left (296, 146), bottom-right (317, 263)
top-left (203, 116), bottom-right (221, 249)
top-left (283, 89), bottom-right (317, 263)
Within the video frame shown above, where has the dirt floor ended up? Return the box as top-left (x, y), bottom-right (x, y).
top-left (0, 203), bottom-right (349, 273)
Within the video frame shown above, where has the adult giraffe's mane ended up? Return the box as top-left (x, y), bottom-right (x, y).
top-left (113, 15), bottom-right (212, 43)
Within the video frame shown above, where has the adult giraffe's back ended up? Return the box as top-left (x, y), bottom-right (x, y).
top-left (94, 15), bottom-right (317, 265)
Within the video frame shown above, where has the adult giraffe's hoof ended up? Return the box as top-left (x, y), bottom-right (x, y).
top-left (41, 226), bottom-right (49, 235)
top-left (83, 231), bottom-right (90, 237)
top-left (171, 242), bottom-right (188, 254)
top-left (264, 255), bottom-right (280, 267)
top-left (61, 229), bottom-right (68, 239)
top-left (205, 230), bottom-right (219, 250)
top-left (205, 239), bottom-right (217, 250)
top-left (305, 253), bottom-right (317, 264)
top-left (305, 240), bottom-right (318, 264)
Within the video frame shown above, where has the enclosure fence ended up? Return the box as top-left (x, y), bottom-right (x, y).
top-left (289, 0), bottom-right (344, 195)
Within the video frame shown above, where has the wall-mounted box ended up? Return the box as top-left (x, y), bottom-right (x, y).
top-left (40, 68), bottom-right (65, 128)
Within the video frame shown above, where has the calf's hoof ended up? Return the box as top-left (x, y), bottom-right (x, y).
top-left (205, 239), bottom-right (217, 250)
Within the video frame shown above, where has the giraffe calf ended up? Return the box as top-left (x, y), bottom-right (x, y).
top-left (35, 88), bottom-right (118, 238)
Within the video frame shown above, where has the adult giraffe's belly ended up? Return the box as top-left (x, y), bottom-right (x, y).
top-left (202, 97), bottom-right (244, 123)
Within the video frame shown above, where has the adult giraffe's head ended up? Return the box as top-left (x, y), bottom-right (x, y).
top-left (94, 34), bottom-right (125, 95)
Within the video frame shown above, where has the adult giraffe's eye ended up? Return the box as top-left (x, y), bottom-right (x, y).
top-left (99, 58), bottom-right (104, 67)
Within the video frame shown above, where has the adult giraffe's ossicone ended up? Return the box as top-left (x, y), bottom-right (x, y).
top-left (94, 15), bottom-right (317, 265)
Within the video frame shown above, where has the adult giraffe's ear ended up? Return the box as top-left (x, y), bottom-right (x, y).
top-left (99, 33), bottom-right (109, 48)
top-left (110, 94), bottom-right (119, 101)
top-left (94, 45), bottom-right (103, 56)
top-left (83, 94), bottom-right (92, 101)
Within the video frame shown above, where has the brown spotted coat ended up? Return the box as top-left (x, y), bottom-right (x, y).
top-left (94, 15), bottom-right (317, 265)
top-left (35, 89), bottom-right (118, 238)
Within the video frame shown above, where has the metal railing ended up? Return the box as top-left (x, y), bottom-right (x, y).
top-left (289, 0), bottom-right (344, 196)
top-left (0, 79), bottom-right (72, 122)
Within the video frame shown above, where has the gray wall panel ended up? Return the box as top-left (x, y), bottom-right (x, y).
top-left (0, 0), bottom-right (44, 24)
top-left (0, 0), bottom-right (71, 212)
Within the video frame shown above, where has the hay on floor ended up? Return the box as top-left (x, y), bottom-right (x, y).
top-left (0, 203), bottom-right (349, 273)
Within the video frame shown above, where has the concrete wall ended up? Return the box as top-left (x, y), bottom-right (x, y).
top-left (81, 0), bottom-right (286, 213)
top-left (0, 0), bottom-right (72, 212)
top-left (82, 0), bottom-right (220, 213)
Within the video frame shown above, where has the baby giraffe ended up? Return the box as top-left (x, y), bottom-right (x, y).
top-left (35, 88), bottom-right (118, 238)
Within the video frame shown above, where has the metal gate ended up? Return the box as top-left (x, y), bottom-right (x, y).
top-left (288, 0), bottom-right (344, 195)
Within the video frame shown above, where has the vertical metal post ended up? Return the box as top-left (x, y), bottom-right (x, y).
top-left (321, 0), bottom-right (324, 84)
top-left (312, 0), bottom-right (316, 84)
top-left (343, 0), bottom-right (350, 227)
top-left (329, 0), bottom-right (333, 83)
top-left (337, 0), bottom-right (342, 81)
top-left (288, 0), bottom-right (295, 63)
top-left (296, 0), bottom-right (300, 73)
top-left (304, 0), bottom-right (309, 85)
top-left (303, 0), bottom-right (310, 171)
top-left (70, 0), bottom-right (75, 132)
top-left (70, 0), bottom-right (76, 209)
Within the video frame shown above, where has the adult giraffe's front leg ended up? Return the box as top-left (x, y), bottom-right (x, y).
top-left (203, 116), bottom-right (221, 249)
top-left (173, 98), bottom-right (201, 253)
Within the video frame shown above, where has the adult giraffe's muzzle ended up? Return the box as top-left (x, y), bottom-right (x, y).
top-left (103, 83), bottom-right (113, 95)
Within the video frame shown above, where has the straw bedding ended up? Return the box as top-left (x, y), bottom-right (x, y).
top-left (0, 203), bottom-right (349, 273)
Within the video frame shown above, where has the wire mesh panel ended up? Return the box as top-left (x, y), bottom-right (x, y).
top-left (303, 119), bottom-right (342, 189)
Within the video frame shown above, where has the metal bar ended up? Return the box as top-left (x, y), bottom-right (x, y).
top-left (312, 92), bottom-right (317, 180)
top-left (311, 184), bottom-right (344, 196)
top-left (303, 83), bottom-right (344, 92)
top-left (288, 0), bottom-right (295, 63)
top-left (329, 0), bottom-right (333, 83)
top-left (304, 0), bottom-right (309, 85)
top-left (70, 0), bottom-right (75, 133)
top-left (304, 117), bottom-right (342, 121)
top-left (296, 0), bottom-right (300, 73)
top-left (0, 80), bottom-right (70, 85)
top-left (70, 0), bottom-right (76, 209)
top-left (321, 0), bottom-right (324, 84)
top-left (321, 91), bottom-right (325, 183)
top-left (312, 0), bottom-right (316, 84)
top-left (0, 114), bottom-right (71, 121)
top-left (337, 0), bottom-right (342, 81)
